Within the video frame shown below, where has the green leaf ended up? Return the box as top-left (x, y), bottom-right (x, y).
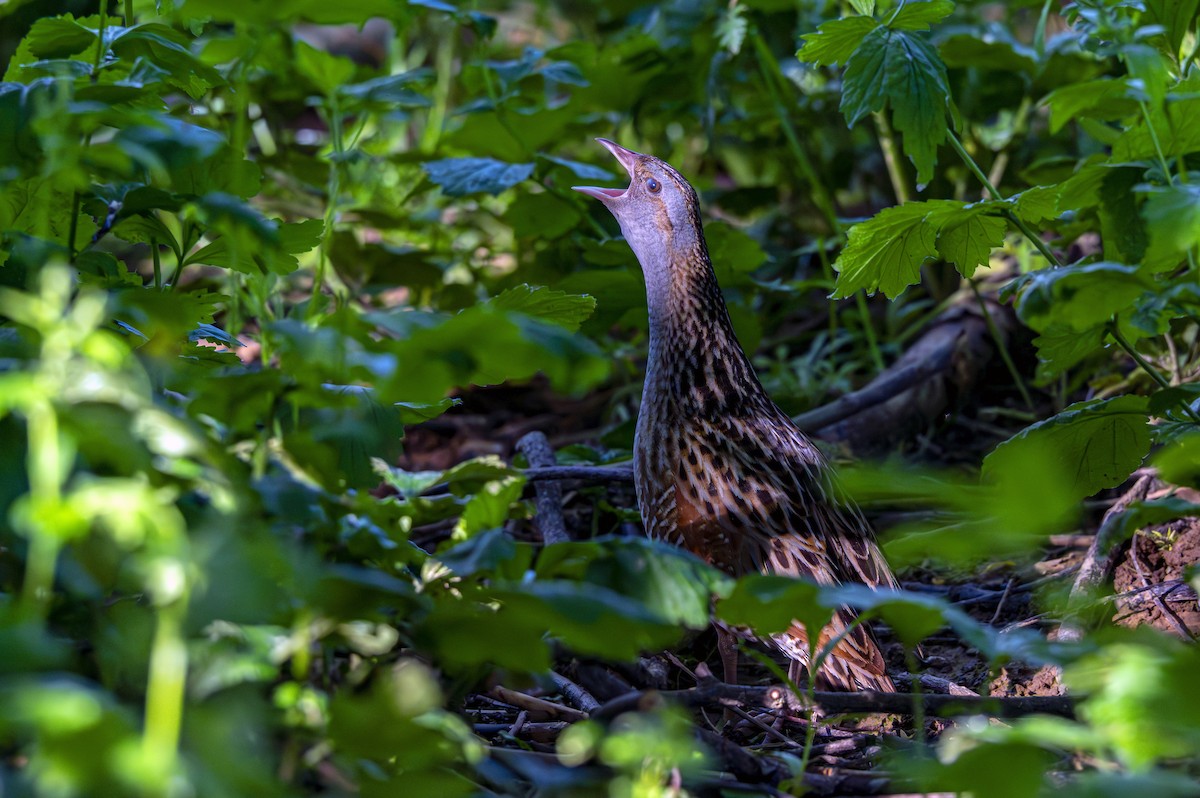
top-left (717, 575), bottom-right (834, 657)
top-left (489, 284), bottom-right (597, 332)
top-left (1141, 183), bottom-right (1200, 266)
top-left (832, 203), bottom-right (938, 298)
top-left (891, 0), bottom-right (955, 31)
top-left (884, 32), bottom-right (951, 186)
top-left (1043, 78), bottom-right (1137, 134)
top-left (1151, 432), bottom-right (1200, 487)
top-left (538, 537), bottom-right (730, 629)
top-left (841, 26), bottom-right (892, 125)
top-left (848, 0), bottom-right (875, 15)
top-left (983, 396), bottom-right (1151, 502)
top-left (1014, 262), bottom-right (1150, 333)
top-left (453, 475), bottom-right (526, 539)
top-left (25, 16), bottom-right (96, 59)
top-left (503, 191), bottom-right (581, 239)
top-left (933, 210), bottom-right (1006, 277)
top-left (422, 158), bottom-right (535, 197)
top-left (110, 24), bottom-right (224, 98)
top-left (1145, 0), bottom-right (1200, 58)
top-left (537, 153), bottom-right (615, 182)
top-left (833, 200), bottom-right (1004, 297)
top-left (490, 582), bottom-right (684, 662)
top-left (798, 16), bottom-right (880, 67)
top-left (339, 71), bottom-right (431, 108)
top-left (841, 27), bottom-right (950, 185)
top-left (1031, 325), bottom-right (1106, 379)
top-left (292, 38), bottom-right (356, 95)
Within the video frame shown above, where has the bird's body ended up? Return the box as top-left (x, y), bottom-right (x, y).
top-left (575, 140), bottom-right (896, 692)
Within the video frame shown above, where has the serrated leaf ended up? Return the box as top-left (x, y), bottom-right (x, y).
top-left (454, 475), bottom-right (526, 539)
top-left (293, 38), bottom-right (356, 96)
top-left (1032, 325), bottom-right (1106, 379)
top-left (423, 158), bottom-right (534, 196)
top-left (891, 0), bottom-right (955, 31)
top-left (832, 203), bottom-right (938, 298)
top-left (489, 284), bottom-right (596, 332)
top-left (798, 16), bottom-right (880, 67)
top-left (983, 396), bottom-right (1151, 502)
top-left (933, 210), bottom-right (1006, 277)
top-left (111, 24), bottom-right (224, 98)
top-left (841, 26), bottom-right (892, 125)
top-left (1009, 186), bottom-right (1060, 224)
top-left (833, 200), bottom-right (1003, 297)
top-left (25, 16), bottom-right (96, 59)
top-left (884, 32), bottom-right (950, 186)
top-left (848, 0), bottom-right (875, 14)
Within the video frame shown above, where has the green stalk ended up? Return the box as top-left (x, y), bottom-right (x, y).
top-left (20, 401), bottom-right (63, 621)
top-left (1108, 322), bottom-right (1200, 423)
top-left (874, 111), bottom-right (911, 204)
top-left (67, 190), bottom-right (81, 260)
top-left (751, 31), bottom-right (841, 236)
top-left (124, 0), bottom-right (133, 23)
top-left (855, 292), bottom-right (885, 373)
top-left (971, 281), bottom-right (1034, 409)
top-left (312, 91), bottom-right (344, 317)
top-left (93, 2), bottom-right (108, 74)
top-left (151, 237), bottom-right (162, 288)
top-left (143, 599), bottom-right (188, 785)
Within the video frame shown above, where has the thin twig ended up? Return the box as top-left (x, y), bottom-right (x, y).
top-left (1129, 532), bottom-right (1196, 640)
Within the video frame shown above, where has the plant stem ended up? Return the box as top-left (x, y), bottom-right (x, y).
top-left (874, 111), bottom-right (910, 204)
top-left (751, 31), bottom-right (841, 236)
top-left (20, 400), bottom-right (63, 621)
top-left (1108, 322), bottom-right (1200, 423)
top-left (68, 190), bottom-right (80, 260)
top-left (124, 0), bottom-right (133, 23)
top-left (144, 599), bottom-right (187, 787)
top-left (972, 280), bottom-right (1034, 409)
top-left (151, 237), bottom-right (162, 288)
top-left (855, 292), bottom-right (885, 373)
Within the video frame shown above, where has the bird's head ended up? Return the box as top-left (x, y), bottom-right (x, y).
top-left (572, 139), bottom-right (706, 276)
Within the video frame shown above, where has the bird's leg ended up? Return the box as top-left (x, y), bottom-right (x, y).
top-left (717, 627), bottom-right (739, 685)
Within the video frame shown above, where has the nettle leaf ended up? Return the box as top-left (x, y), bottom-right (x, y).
top-left (293, 38), bottom-right (356, 95)
top-left (891, 0), bottom-right (956, 31)
top-left (453, 475), bottom-right (526, 539)
top-left (848, 0), bottom-right (875, 15)
top-left (489, 284), bottom-right (597, 332)
top-left (1113, 73), bottom-right (1200, 161)
top-left (983, 396), bottom-right (1151, 502)
top-left (1013, 262), bottom-right (1150, 333)
top-left (832, 200), bottom-right (1006, 297)
top-left (1140, 183), bottom-right (1200, 266)
top-left (423, 158), bottom-right (535, 196)
top-left (798, 16), bottom-right (880, 67)
top-left (841, 27), bottom-right (951, 185)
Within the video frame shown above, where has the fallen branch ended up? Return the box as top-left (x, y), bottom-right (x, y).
top-left (490, 685), bottom-right (589, 722)
top-left (551, 670), bottom-right (602, 714)
top-left (522, 463), bottom-right (635, 484)
top-left (516, 431), bottom-right (570, 543)
top-left (1059, 473), bottom-right (1156, 642)
top-left (591, 683), bottom-right (1076, 722)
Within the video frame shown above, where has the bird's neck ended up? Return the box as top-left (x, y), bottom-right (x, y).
top-left (640, 245), bottom-right (767, 417)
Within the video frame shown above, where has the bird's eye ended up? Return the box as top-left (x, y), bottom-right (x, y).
top-left (646, 177), bottom-right (661, 194)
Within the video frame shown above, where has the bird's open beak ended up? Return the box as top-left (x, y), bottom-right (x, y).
top-left (571, 138), bottom-right (640, 202)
